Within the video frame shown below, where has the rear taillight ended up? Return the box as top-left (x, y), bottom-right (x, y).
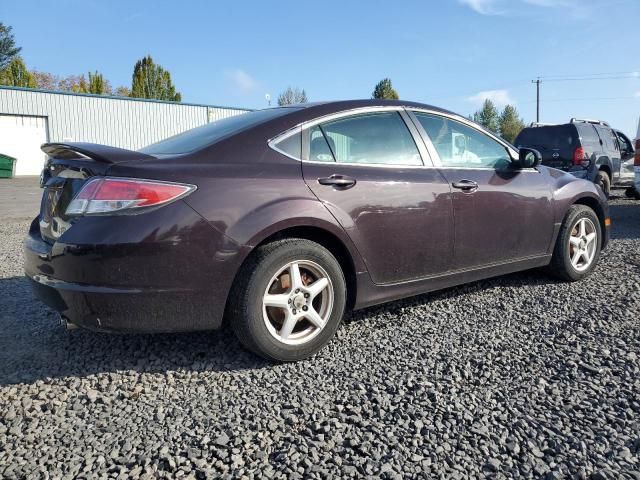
top-left (66, 177), bottom-right (196, 216)
top-left (572, 146), bottom-right (589, 167)
top-left (635, 139), bottom-right (640, 167)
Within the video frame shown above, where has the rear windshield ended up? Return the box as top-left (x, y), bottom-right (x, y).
top-left (139, 107), bottom-right (300, 155)
top-left (514, 125), bottom-right (577, 151)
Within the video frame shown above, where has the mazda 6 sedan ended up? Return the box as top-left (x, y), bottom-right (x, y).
top-left (25, 100), bottom-right (610, 361)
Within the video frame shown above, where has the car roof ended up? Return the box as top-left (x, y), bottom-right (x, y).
top-left (288, 99), bottom-right (456, 115)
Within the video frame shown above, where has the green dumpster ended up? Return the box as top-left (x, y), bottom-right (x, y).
top-left (0, 154), bottom-right (16, 178)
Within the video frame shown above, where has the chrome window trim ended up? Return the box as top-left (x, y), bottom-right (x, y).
top-left (267, 125), bottom-right (302, 162)
top-left (268, 105), bottom-right (539, 173)
top-left (407, 108), bottom-right (540, 173)
top-left (270, 106), bottom-right (430, 168)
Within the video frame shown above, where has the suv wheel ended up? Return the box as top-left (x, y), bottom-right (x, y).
top-left (549, 205), bottom-right (601, 281)
top-left (625, 186), bottom-right (640, 200)
top-left (228, 238), bottom-right (346, 361)
top-left (595, 170), bottom-right (611, 198)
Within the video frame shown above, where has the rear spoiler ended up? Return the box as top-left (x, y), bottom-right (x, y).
top-left (41, 142), bottom-right (156, 164)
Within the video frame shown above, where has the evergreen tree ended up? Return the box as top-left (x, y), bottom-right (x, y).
top-left (130, 56), bottom-right (181, 102)
top-left (0, 57), bottom-right (35, 88)
top-left (498, 105), bottom-right (525, 143)
top-left (372, 78), bottom-right (399, 100)
top-left (87, 71), bottom-right (111, 94)
top-left (0, 22), bottom-right (21, 70)
top-left (277, 86), bottom-right (308, 105)
top-left (474, 99), bottom-right (499, 133)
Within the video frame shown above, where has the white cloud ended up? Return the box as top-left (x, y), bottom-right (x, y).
top-left (635, 91), bottom-right (640, 98)
top-left (458, 0), bottom-right (501, 15)
top-left (460, 0), bottom-right (580, 15)
top-left (467, 89), bottom-right (514, 108)
top-left (225, 69), bottom-right (258, 94)
top-left (522, 0), bottom-right (572, 6)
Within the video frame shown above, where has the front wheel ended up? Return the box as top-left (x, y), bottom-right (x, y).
top-left (228, 238), bottom-right (346, 361)
top-left (549, 205), bottom-right (601, 281)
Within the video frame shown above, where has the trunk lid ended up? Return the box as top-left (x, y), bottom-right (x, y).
top-left (38, 143), bottom-right (155, 243)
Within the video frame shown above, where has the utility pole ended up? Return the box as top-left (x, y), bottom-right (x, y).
top-left (531, 78), bottom-right (541, 122)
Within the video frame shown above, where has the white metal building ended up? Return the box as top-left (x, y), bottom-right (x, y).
top-left (0, 86), bottom-right (250, 176)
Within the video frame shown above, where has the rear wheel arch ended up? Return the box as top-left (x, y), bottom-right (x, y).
top-left (227, 225), bottom-right (359, 316)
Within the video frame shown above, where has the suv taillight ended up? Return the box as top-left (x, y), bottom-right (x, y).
top-left (66, 177), bottom-right (196, 216)
top-left (572, 147), bottom-right (589, 167)
top-left (635, 139), bottom-right (640, 167)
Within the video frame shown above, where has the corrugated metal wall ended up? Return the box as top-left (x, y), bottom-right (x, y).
top-left (0, 86), bottom-right (250, 151)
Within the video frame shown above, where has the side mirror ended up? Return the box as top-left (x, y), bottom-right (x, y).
top-left (516, 147), bottom-right (542, 169)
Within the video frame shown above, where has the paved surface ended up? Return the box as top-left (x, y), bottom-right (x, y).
top-left (0, 176), bottom-right (41, 220)
top-left (0, 187), bottom-right (639, 478)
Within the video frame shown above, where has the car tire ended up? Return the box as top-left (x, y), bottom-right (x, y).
top-left (228, 238), bottom-right (346, 362)
top-left (624, 186), bottom-right (640, 200)
top-left (549, 205), bottom-right (602, 282)
top-left (595, 170), bottom-right (611, 198)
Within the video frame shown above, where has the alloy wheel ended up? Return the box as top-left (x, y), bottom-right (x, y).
top-left (568, 218), bottom-right (598, 272)
top-left (262, 260), bottom-right (334, 345)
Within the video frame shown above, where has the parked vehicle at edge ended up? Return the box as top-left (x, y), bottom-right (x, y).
top-left (24, 100), bottom-right (610, 361)
top-left (514, 118), bottom-right (636, 198)
top-left (634, 118), bottom-right (640, 199)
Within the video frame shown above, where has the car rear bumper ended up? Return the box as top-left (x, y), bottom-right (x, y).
top-left (23, 204), bottom-right (246, 333)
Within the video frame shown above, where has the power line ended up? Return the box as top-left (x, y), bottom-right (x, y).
top-left (539, 70), bottom-right (640, 79)
top-left (542, 75), bottom-right (639, 82)
top-left (531, 70), bottom-right (640, 121)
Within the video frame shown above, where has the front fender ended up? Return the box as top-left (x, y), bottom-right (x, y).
top-left (549, 168), bottom-right (610, 247)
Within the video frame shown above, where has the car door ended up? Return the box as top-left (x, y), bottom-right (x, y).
top-left (615, 130), bottom-right (636, 185)
top-left (300, 108), bottom-right (454, 285)
top-left (409, 110), bottom-right (555, 271)
top-left (594, 125), bottom-right (621, 182)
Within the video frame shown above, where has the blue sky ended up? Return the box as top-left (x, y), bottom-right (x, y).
top-left (3, 0), bottom-right (640, 137)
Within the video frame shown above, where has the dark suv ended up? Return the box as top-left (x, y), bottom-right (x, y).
top-left (514, 118), bottom-right (636, 197)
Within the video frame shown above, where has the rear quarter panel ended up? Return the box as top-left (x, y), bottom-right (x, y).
top-left (109, 147), bottom-right (367, 274)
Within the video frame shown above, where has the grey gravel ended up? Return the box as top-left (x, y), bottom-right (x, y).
top-left (1, 190), bottom-right (639, 479)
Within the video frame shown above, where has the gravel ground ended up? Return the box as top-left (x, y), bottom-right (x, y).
top-left (1, 191), bottom-right (639, 479)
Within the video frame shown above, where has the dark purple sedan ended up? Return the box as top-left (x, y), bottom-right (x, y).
top-left (24, 100), bottom-right (610, 361)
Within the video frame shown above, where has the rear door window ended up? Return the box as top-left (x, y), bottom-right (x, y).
top-left (312, 112), bottom-right (423, 166)
top-left (594, 125), bottom-right (618, 153)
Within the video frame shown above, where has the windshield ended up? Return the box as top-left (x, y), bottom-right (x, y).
top-left (139, 107), bottom-right (300, 155)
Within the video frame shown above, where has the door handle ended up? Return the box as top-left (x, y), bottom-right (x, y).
top-left (317, 175), bottom-right (357, 188)
top-left (452, 179), bottom-right (478, 192)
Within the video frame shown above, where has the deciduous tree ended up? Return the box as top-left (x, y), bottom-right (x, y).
top-left (277, 86), bottom-right (308, 106)
top-left (0, 57), bottom-right (35, 88)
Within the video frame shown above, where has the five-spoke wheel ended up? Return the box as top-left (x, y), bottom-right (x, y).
top-left (229, 238), bottom-right (346, 361)
top-left (550, 204), bottom-right (602, 281)
top-left (262, 261), bottom-right (333, 345)
top-left (568, 217), bottom-right (598, 272)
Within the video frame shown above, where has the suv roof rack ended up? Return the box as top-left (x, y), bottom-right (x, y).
top-left (529, 122), bottom-right (556, 127)
top-left (570, 117), bottom-right (610, 127)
